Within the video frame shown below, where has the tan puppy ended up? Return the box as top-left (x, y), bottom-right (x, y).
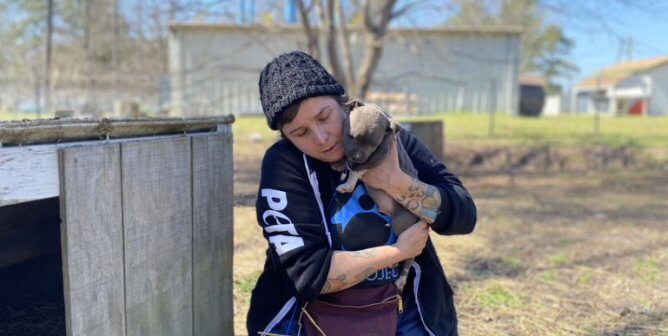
top-left (334, 101), bottom-right (419, 291)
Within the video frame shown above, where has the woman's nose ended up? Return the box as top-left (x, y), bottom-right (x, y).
top-left (313, 127), bottom-right (328, 145)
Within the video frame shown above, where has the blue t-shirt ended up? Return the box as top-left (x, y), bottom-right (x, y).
top-left (326, 183), bottom-right (401, 288)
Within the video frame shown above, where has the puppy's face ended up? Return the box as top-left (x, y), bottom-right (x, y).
top-left (343, 104), bottom-right (392, 164)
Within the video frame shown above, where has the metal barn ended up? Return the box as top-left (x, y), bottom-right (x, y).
top-left (168, 24), bottom-right (521, 116)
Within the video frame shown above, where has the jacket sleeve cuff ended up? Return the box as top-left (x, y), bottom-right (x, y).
top-left (430, 185), bottom-right (477, 235)
top-left (295, 248), bottom-right (334, 302)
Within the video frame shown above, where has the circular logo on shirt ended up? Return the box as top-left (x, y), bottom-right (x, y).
top-left (329, 184), bottom-right (396, 251)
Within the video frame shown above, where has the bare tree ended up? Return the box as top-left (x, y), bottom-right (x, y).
top-left (294, 0), bottom-right (427, 99)
top-left (296, 0), bottom-right (320, 59)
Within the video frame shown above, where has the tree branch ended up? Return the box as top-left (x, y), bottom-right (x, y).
top-left (356, 0), bottom-right (397, 98)
top-left (322, 0), bottom-right (346, 87)
top-left (390, 0), bottom-right (430, 20)
top-left (336, 0), bottom-right (355, 94)
top-left (297, 0), bottom-right (320, 59)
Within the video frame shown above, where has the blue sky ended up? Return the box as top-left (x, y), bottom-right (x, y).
top-left (563, 14), bottom-right (668, 87)
top-left (391, 0), bottom-right (668, 89)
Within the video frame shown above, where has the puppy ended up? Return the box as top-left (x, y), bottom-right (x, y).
top-left (334, 101), bottom-right (419, 291)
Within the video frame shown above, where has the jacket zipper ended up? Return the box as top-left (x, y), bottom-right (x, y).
top-left (412, 262), bottom-right (437, 336)
top-left (262, 297), bottom-right (296, 335)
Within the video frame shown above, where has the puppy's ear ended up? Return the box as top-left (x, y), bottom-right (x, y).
top-left (345, 98), bottom-right (365, 110)
top-left (388, 118), bottom-right (401, 134)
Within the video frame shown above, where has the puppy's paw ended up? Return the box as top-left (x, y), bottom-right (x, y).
top-left (331, 160), bottom-right (346, 172)
top-left (336, 182), bottom-right (355, 193)
top-left (394, 276), bottom-right (407, 292)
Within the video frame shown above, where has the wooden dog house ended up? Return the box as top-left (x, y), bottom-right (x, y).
top-left (0, 117), bottom-right (234, 336)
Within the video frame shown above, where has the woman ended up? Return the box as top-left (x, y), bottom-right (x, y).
top-left (247, 51), bottom-right (476, 336)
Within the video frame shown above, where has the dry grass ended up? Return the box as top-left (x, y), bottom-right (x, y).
top-left (438, 172), bottom-right (668, 335)
top-left (232, 131), bottom-right (668, 335)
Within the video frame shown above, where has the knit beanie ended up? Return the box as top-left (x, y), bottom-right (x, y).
top-left (259, 51), bottom-right (345, 130)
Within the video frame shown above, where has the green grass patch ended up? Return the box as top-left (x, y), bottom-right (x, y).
top-left (548, 254), bottom-right (567, 266)
top-left (479, 283), bottom-right (521, 308)
top-left (500, 257), bottom-right (522, 268)
top-left (0, 109), bottom-right (38, 121)
top-left (233, 116), bottom-right (279, 140)
top-left (557, 237), bottom-right (578, 246)
top-left (235, 271), bottom-right (261, 295)
top-left (577, 270), bottom-right (593, 287)
top-left (231, 113), bottom-right (668, 148)
top-left (633, 258), bottom-right (660, 283)
top-left (538, 270), bottom-right (558, 283)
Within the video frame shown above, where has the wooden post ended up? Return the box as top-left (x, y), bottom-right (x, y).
top-left (401, 120), bottom-right (445, 162)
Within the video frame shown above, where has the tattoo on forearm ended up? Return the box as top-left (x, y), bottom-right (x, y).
top-left (354, 267), bottom-right (377, 281)
top-left (352, 249), bottom-right (379, 259)
top-left (322, 274), bottom-right (348, 293)
top-left (396, 177), bottom-right (441, 223)
top-left (322, 280), bottom-right (332, 293)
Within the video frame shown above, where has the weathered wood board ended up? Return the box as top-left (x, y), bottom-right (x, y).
top-left (402, 120), bottom-right (445, 161)
top-left (59, 144), bottom-right (126, 336)
top-left (0, 144), bottom-right (59, 207)
top-left (122, 137), bottom-right (193, 336)
top-left (191, 128), bottom-right (234, 336)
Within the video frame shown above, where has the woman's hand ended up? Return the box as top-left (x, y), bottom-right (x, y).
top-left (394, 220), bottom-right (429, 259)
top-left (359, 135), bottom-right (409, 193)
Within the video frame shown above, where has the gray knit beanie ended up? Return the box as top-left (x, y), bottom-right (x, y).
top-left (259, 51), bottom-right (345, 130)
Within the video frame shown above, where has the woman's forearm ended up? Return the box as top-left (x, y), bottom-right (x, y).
top-left (321, 246), bottom-right (404, 294)
top-left (387, 173), bottom-right (442, 224)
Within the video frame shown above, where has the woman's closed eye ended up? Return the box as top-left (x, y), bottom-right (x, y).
top-left (317, 112), bottom-right (330, 122)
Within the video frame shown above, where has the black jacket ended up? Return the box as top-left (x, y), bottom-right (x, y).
top-left (247, 129), bottom-right (477, 335)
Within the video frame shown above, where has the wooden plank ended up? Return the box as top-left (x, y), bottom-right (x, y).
top-left (0, 144), bottom-right (59, 207)
top-left (192, 131), bottom-right (233, 336)
top-left (59, 144), bottom-right (126, 336)
top-left (0, 197), bottom-right (60, 268)
top-left (1, 133), bottom-right (193, 207)
top-left (0, 115), bottom-right (234, 146)
top-left (122, 137), bottom-right (193, 336)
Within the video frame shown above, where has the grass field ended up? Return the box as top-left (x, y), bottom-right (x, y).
top-left (232, 113), bottom-right (668, 149)
top-left (232, 118), bottom-right (668, 335)
top-left (0, 110), bottom-right (42, 121)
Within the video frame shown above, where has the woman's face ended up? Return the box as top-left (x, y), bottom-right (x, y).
top-left (281, 96), bottom-right (346, 163)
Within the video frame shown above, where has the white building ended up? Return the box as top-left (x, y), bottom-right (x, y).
top-left (168, 24), bottom-right (521, 116)
top-left (573, 56), bottom-right (668, 116)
